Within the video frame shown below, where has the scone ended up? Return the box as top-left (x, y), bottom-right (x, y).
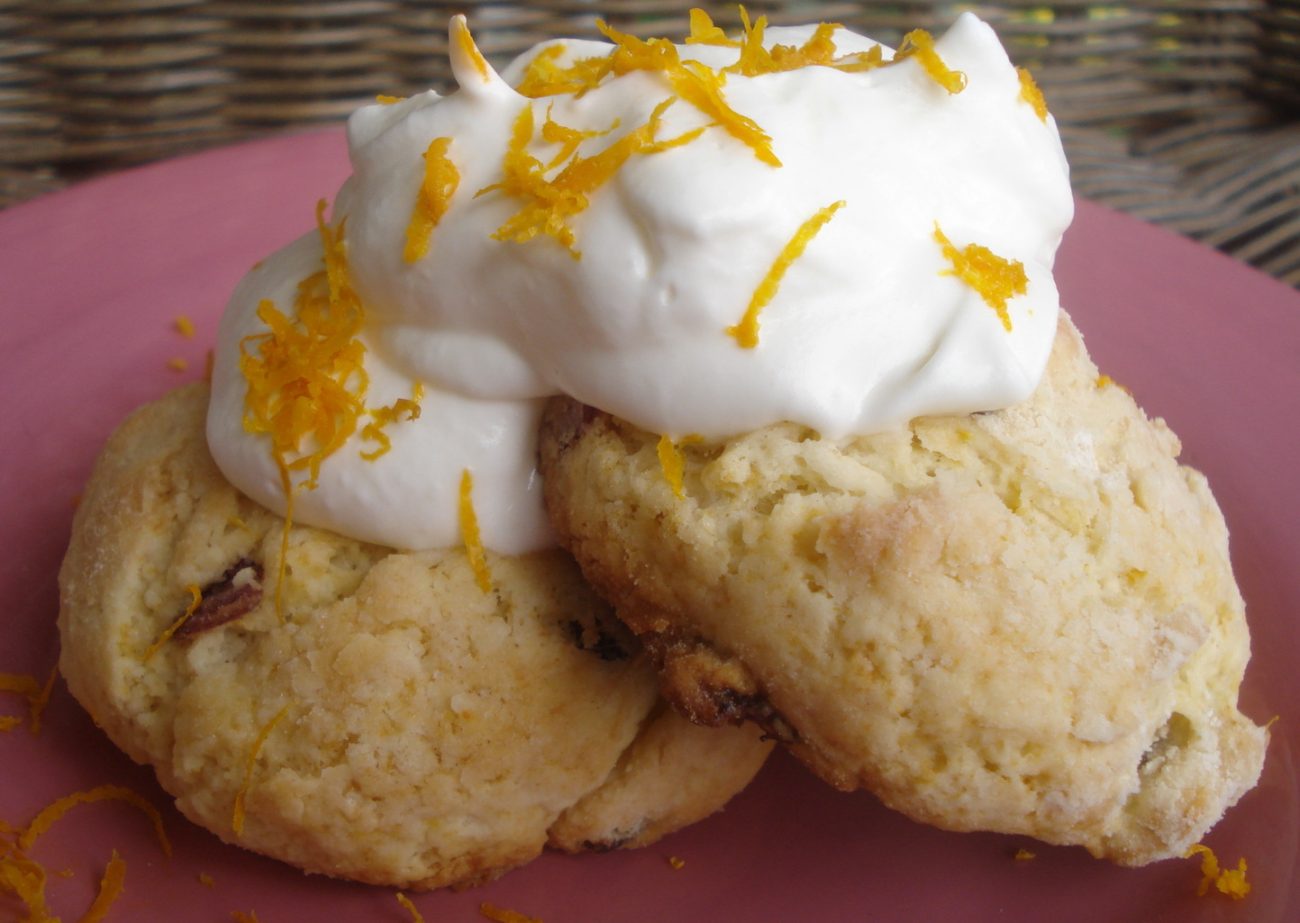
top-left (58, 383), bottom-right (771, 890)
top-left (538, 315), bottom-right (1267, 866)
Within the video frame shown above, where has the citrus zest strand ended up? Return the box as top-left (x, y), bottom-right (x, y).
top-left (404, 137), bottom-right (460, 263)
top-left (933, 223), bottom-right (1027, 331)
top-left (397, 892), bottom-right (426, 922)
top-left (233, 705), bottom-right (291, 838)
top-left (451, 16), bottom-right (492, 82)
top-left (1186, 844), bottom-right (1251, 900)
top-left (1017, 66), bottom-right (1048, 121)
top-left (80, 850), bottom-right (127, 923)
top-left (893, 29), bottom-right (966, 93)
top-left (479, 903), bottom-right (543, 923)
top-left (20, 785), bottom-right (171, 857)
top-left (143, 585), bottom-right (202, 661)
top-left (656, 435), bottom-right (702, 499)
top-left (459, 470), bottom-right (493, 594)
top-left (727, 200), bottom-right (845, 348)
top-left (686, 8), bottom-right (739, 46)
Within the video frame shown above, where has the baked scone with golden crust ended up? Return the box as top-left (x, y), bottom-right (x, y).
top-left (538, 315), bottom-right (1267, 866)
top-left (58, 383), bottom-right (770, 891)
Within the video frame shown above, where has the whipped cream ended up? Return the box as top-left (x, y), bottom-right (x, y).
top-left (208, 12), bottom-right (1073, 553)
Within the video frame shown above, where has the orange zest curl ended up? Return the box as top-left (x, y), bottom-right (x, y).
top-left (516, 45), bottom-right (612, 99)
top-left (893, 29), bottom-right (966, 93)
top-left (397, 892), bottom-right (426, 922)
top-left (361, 382), bottom-right (425, 461)
top-left (656, 435), bottom-right (694, 499)
top-left (80, 850), bottom-right (127, 923)
top-left (376, 94), bottom-right (404, 104)
top-left (728, 200), bottom-right (845, 348)
top-left (143, 584), bottom-right (202, 661)
top-left (233, 705), bottom-right (291, 838)
top-left (480, 903), bottom-right (543, 923)
top-left (404, 137), bottom-right (460, 263)
top-left (239, 200), bottom-right (369, 494)
top-left (727, 12), bottom-right (851, 76)
top-left (452, 16), bottom-right (492, 83)
top-left (686, 9), bottom-right (739, 47)
top-left (0, 667), bottom-right (57, 735)
top-left (1186, 844), bottom-right (1251, 900)
top-left (0, 839), bottom-right (55, 923)
top-left (542, 104), bottom-right (620, 169)
top-left (933, 224), bottom-right (1027, 331)
top-left (1016, 67), bottom-right (1048, 122)
top-left (597, 20), bottom-right (780, 166)
top-left (459, 470), bottom-right (493, 594)
top-left (21, 785), bottom-right (171, 857)
top-left (479, 98), bottom-right (703, 258)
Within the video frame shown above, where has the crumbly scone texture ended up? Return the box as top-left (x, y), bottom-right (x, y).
top-left (539, 314), bottom-right (1268, 866)
top-left (58, 383), bottom-right (770, 891)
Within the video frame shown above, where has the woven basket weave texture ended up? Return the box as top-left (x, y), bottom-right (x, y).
top-left (1, 0), bottom-right (1297, 284)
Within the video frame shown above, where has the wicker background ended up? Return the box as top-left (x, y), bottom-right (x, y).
top-left (1, 0), bottom-right (1297, 285)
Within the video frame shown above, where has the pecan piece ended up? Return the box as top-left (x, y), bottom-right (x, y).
top-left (174, 558), bottom-right (264, 640)
top-left (565, 617), bottom-right (630, 661)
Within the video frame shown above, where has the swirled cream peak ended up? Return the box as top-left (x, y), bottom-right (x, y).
top-left (209, 11), bottom-right (1073, 552)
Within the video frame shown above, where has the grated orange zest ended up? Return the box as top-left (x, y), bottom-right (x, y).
top-left (404, 137), bottom-right (460, 263)
top-left (0, 672), bottom-right (41, 700)
top-left (893, 30), bottom-right (966, 93)
top-left (516, 45), bottom-right (611, 99)
top-left (377, 94), bottom-right (404, 104)
top-left (1014, 848), bottom-right (1036, 861)
top-left (0, 716), bottom-right (21, 732)
top-left (21, 785), bottom-right (171, 858)
top-left (397, 892), bottom-right (425, 922)
top-left (231, 912), bottom-right (261, 923)
top-left (480, 97), bottom-right (701, 257)
top-left (667, 855), bottom-right (686, 870)
top-left (933, 224), bottom-right (1027, 331)
top-left (167, 357), bottom-right (189, 372)
top-left (1187, 844), bottom-right (1251, 900)
top-left (233, 705), bottom-right (291, 838)
top-left (459, 470), bottom-right (493, 594)
top-left (479, 903), bottom-right (543, 923)
top-left (174, 315), bottom-right (196, 338)
top-left (452, 16), bottom-right (491, 82)
top-left (0, 841), bottom-right (53, 923)
top-left (728, 6), bottom-right (772, 76)
top-left (360, 384), bottom-right (424, 461)
top-left (727, 200), bottom-right (844, 348)
top-left (239, 200), bottom-right (369, 494)
top-left (541, 104), bottom-right (619, 169)
top-left (656, 435), bottom-right (702, 499)
top-left (79, 850), bottom-right (127, 923)
top-left (1016, 67), bottom-right (1048, 122)
top-left (686, 9), bottom-right (739, 47)
top-left (27, 666), bottom-right (57, 736)
top-left (199, 872), bottom-right (215, 888)
top-left (143, 585), bottom-right (202, 662)
top-left (597, 20), bottom-right (780, 166)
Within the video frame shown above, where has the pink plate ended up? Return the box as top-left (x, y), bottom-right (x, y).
top-left (1, 130), bottom-right (1297, 922)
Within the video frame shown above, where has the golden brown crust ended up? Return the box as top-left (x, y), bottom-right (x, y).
top-left (539, 315), bottom-right (1268, 865)
top-left (59, 383), bottom-right (769, 890)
